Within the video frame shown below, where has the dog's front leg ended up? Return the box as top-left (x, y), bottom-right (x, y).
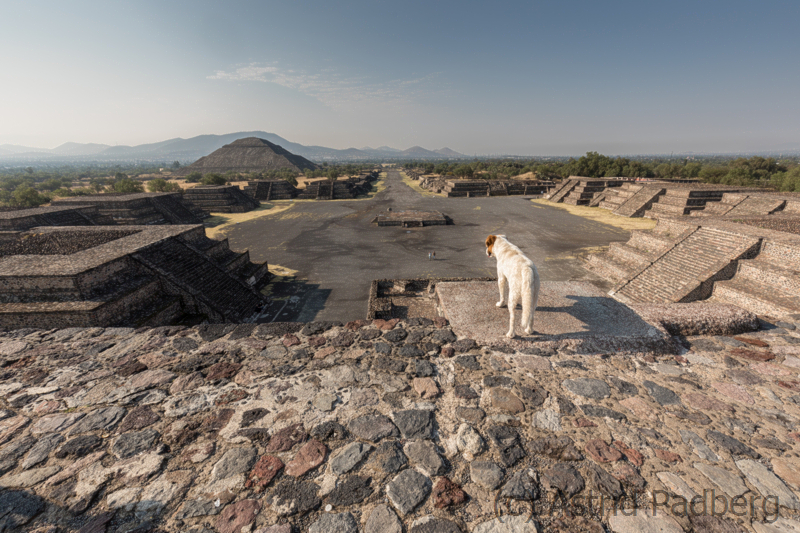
top-left (496, 273), bottom-right (507, 308)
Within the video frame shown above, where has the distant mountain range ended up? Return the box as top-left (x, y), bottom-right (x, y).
top-left (0, 132), bottom-right (468, 163)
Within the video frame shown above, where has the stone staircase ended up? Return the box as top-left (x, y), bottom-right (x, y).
top-left (690, 193), bottom-right (787, 218)
top-left (149, 193), bottom-right (205, 223)
top-left (585, 219), bottom-right (693, 284)
top-left (610, 185), bottom-right (667, 217)
top-left (711, 238), bottom-right (800, 317)
top-left (643, 188), bottom-right (734, 218)
top-left (561, 179), bottom-right (625, 206)
top-left (609, 225), bottom-right (761, 304)
top-left (132, 238), bottom-right (267, 322)
top-left (545, 178), bottom-right (580, 203)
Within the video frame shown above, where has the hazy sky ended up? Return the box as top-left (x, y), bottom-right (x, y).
top-left (2, 0), bottom-right (799, 155)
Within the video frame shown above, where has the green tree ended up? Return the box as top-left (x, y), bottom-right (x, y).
top-left (172, 161), bottom-right (181, 169)
top-left (201, 173), bottom-right (227, 185)
top-left (147, 178), bottom-right (182, 192)
top-left (184, 171), bottom-right (203, 183)
top-left (13, 186), bottom-right (49, 207)
top-left (113, 179), bottom-right (144, 193)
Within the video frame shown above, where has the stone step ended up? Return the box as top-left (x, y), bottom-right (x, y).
top-left (598, 200), bottom-right (623, 210)
top-left (136, 295), bottom-right (183, 327)
top-left (608, 242), bottom-right (653, 266)
top-left (613, 187), bottom-right (664, 218)
top-left (547, 180), bottom-right (578, 203)
top-left (725, 197), bottom-right (786, 217)
top-left (647, 203), bottom-right (690, 216)
top-left (615, 227), bottom-right (760, 304)
top-left (627, 231), bottom-right (674, 255)
top-left (712, 278), bottom-right (800, 318)
top-left (759, 241), bottom-right (800, 271)
top-left (736, 259), bottom-right (800, 293)
top-left (584, 254), bottom-right (638, 284)
top-left (562, 196), bottom-right (590, 205)
top-left (692, 202), bottom-right (735, 216)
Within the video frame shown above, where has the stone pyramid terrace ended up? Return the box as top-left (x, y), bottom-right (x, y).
top-left (0, 225), bottom-right (270, 329)
top-left (51, 193), bottom-right (206, 225)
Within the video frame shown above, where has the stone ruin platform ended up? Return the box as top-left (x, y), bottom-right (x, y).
top-left (51, 192), bottom-right (206, 225)
top-left (0, 225), bottom-right (270, 328)
top-left (372, 210), bottom-right (449, 227)
top-left (436, 281), bottom-right (678, 354)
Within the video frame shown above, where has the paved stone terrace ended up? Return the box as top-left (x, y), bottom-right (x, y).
top-left (436, 281), bottom-right (675, 354)
top-left (3, 318), bottom-right (800, 531)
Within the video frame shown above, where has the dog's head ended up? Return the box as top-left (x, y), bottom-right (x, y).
top-left (485, 234), bottom-right (504, 257)
top-left (485, 235), bottom-right (496, 257)
top-left (486, 235), bottom-right (505, 257)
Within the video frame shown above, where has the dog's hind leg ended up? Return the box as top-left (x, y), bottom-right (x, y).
top-left (506, 288), bottom-right (518, 338)
top-left (496, 272), bottom-right (508, 308)
top-left (522, 269), bottom-right (540, 335)
top-left (506, 296), bottom-right (517, 338)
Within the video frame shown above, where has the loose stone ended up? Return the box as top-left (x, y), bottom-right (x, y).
top-left (386, 468), bottom-right (432, 515)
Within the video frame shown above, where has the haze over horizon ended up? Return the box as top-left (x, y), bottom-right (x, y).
top-left (2, 0), bottom-right (799, 157)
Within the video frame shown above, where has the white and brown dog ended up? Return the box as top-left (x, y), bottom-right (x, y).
top-left (485, 234), bottom-right (540, 338)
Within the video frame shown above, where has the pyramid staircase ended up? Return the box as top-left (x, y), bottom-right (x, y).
top-left (642, 188), bottom-right (736, 218)
top-left (546, 178), bottom-right (580, 203)
top-left (609, 224), bottom-right (761, 304)
top-left (691, 193), bottom-right (787, 218)
top-left (710, 237), bottom-right (800, 318)
top-left (585, 219), bottom-right (695, 285)
top-left (598, 184), bottom-right (668, 217)
top-left (132, 237), bottom-right (268, 322)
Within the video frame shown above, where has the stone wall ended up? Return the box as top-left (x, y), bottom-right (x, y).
top-left (51, 193), bottom-right (204, 225)
top-left (180, 187), bottom-right (260, 214)
top-left (0, 206), bottom-right (113, 230)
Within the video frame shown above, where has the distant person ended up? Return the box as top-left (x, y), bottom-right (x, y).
top-left (432, 251), bottom-right (436, 260)
top-left (428, 252), bottom-right (432, 261)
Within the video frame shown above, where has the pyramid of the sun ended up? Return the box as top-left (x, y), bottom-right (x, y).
top-left (174, 137), bottom-right (318, 176)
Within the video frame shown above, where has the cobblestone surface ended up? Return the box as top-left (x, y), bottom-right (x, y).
top-left (2, 319), bottom-right (800, 531)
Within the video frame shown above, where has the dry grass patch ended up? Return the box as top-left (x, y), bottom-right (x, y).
top-left (400, 171), bottom-right (442, 197)
top-left (204, 203), bottom-right (296, 239)
top-left (530, 199), bottom-right (656, 232)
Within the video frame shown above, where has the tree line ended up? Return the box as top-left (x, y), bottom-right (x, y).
top-left (403, 152), bottom-right (800, 191)
top-left (0, 161), bottom-right (377, 208)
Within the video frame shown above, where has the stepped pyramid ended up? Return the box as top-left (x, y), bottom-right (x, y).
top-left (174, 137), bottom-right (318, 176)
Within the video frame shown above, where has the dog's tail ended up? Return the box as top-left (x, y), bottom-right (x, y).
top-left (522, 265), bottom-right (540, 329)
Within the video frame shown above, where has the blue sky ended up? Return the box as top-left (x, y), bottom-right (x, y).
top-left (1, 0), bottom-right (798, 155)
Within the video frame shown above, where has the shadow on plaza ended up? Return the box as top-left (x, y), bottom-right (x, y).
top-left (259, 280), bottom-right (332, 323)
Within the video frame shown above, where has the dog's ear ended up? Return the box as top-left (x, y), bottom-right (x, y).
top-left (485, 235), bottom-right (496, 248)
